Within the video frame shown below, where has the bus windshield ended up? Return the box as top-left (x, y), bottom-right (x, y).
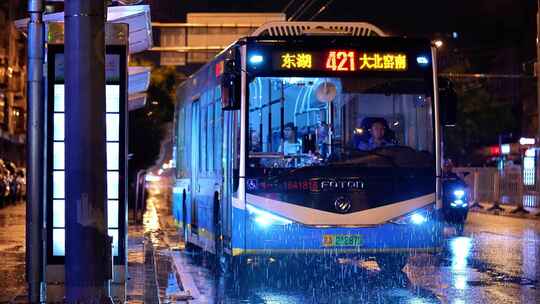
top-left (248, 76), bottom-right (434, 170)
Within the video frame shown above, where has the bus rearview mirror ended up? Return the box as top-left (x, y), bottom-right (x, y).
top-left (438, 77), bottom-right (457, 127)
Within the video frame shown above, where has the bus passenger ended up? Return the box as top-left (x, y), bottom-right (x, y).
top-left (278, 122), bottom-right (302, 155)
top-left (357, 121), bottom-right (393, 150)
top-left (250, 129), bottom-right (262, 152)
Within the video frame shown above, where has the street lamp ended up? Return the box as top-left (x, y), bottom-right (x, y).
top-left (434, 40), bottom-right (444, 48)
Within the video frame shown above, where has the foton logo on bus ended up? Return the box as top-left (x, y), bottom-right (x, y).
top-left (320, 179), bottom-right (364, 191)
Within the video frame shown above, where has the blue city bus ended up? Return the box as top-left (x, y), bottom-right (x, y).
top-left (172, 22), bottom-right (458, 272)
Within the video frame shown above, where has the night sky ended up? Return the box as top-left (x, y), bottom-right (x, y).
top-left (5, 0), bottom-right (533, 64)
top-left (147, 0), bottom-right (537, 59)
top-left (35, 1), bottom-right (539, 64)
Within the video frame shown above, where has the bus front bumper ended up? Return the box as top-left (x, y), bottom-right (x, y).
top-left (232, 206), bottom-right (443, 256)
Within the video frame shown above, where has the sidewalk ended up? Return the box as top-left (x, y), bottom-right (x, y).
top-left (0, 182), bottom-right (182, 303)
top-left (468, 202), bottom-right (540, 220)
top-left (125, 221), bottom-right (147, 303)
top-left (126, 179), bottom-right (193, 303)
top-left (147, 181), bottom-right (194, 303)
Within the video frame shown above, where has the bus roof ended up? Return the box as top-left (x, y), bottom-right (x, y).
top-left (177, 22), bottom-right (432, 100)
top-left (251, 21), bottom-right (387, 37)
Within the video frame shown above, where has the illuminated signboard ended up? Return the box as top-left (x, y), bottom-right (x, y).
top-left (47, 45), bottom-right (126, 265)
top-left (51, 82), bottom-right (120, 258)
top-left (273, 50), bottom-right (409, 72)
top-left (280, 53), bottom-right (313, 69)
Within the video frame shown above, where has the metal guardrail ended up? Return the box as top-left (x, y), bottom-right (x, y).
top-left (454, 167), bottom-right (540, 216)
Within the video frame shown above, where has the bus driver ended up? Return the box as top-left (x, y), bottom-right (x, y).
top-left (357, 121), bottom-right (393, 150)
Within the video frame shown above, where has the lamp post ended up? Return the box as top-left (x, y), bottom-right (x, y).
top-left (64, 1), bottom-right (111, 301)
top-left (537, 0), bottom-right (540, 136)
top-left (26, 0), bottom-right (44, 302)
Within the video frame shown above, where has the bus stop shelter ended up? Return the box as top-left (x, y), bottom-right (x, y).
top-left (15, 4), bottom-right (152, 302)
top-left (15, 5), bottom-right (152, 110)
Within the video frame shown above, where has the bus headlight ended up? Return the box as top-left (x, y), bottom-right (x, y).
top-left (246, 204), bottom-right (292, 227)
top-left (410, 212), bottom-right (427, 225)
top-left (390, 205), bottom-right (434, 225)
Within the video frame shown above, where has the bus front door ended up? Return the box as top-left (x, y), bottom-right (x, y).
top-left (190, 101), bottom-right (199, 234)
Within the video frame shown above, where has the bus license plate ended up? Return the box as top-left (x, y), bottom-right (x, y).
top-left (322, 235), bottom-right (362, 247)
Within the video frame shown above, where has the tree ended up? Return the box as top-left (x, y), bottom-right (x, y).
top-left (442, 63), bottom-right (518, 165)
top-left (127, 59), bottom-right (182, 208)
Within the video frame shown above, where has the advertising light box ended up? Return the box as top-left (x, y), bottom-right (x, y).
top-left (47, 45), bottom-right (127, 265)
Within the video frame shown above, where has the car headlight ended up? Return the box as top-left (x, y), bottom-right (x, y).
top-left (246, 204), bottom-right (292, 227)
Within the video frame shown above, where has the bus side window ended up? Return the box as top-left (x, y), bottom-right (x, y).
top-left (214, 87), bottom-right (222, 175)
top-left (200, 105), bottom-right (207, 174)
top-left (233, 111), bottom-right (240, 191)
top-left (176, 106), bottom-right (185, 179)
top-left (207, 102), bottom-right (214, 173)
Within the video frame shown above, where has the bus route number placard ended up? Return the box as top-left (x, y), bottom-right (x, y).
top-left (276, 50), bottom-right (408, 72)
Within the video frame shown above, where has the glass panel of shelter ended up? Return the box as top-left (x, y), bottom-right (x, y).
top-left (51, 82), bottom-right (120, 257)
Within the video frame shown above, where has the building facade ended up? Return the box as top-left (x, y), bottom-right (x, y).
top-left (0, 0), bottom-right (26, 165)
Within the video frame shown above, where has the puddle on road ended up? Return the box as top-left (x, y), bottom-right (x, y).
top-left (476, 265), bottom-right (538, 287)
top-left (437, 236), bottom-right (539, 290)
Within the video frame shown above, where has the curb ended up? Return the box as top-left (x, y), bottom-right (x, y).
top-left (469, 204), bottom-right (540, 221)
top-left (151, 187), bottom-right (198, 302)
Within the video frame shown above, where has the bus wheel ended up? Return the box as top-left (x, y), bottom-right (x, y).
top-left (376, 253), bottom-right (408, 274)
top-left (222, 255), bottom-right (248, 279)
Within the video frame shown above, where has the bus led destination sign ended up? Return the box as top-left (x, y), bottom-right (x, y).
top-left (275, 50), bottom-right (408, 72)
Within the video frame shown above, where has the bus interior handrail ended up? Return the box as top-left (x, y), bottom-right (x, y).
top-left (248, 152), bottom-right (285, 159)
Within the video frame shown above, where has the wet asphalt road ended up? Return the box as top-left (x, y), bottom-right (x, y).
top-left (163, 212), bottom-right (540, 304)
top-left (0, 203), bottom-right (26, 302)
top-left (0, 186), bottom-right (539, 303)
top-left (142, 181), bottom-right (540, 304)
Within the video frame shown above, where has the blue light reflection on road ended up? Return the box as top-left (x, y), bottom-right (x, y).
top-left (450, 237), bottom-right (473, 291)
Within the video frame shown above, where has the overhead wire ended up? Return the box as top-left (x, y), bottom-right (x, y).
top-left (289, 0), bottom-right (319, 21)
top-left (296, 0), bottom-right (322, 21)
top-left (282, 0), bottom-right (298, 14)
top-left (308, 0), bottom-right (335, 21)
